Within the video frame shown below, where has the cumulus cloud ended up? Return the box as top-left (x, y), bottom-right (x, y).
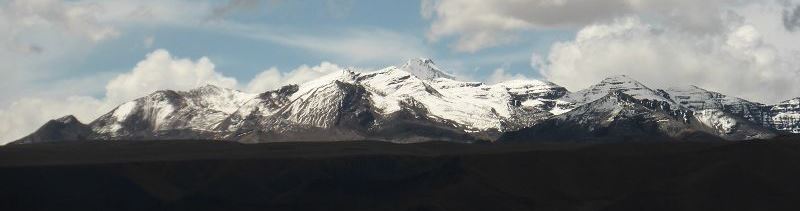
top-left (105, 49), bottom-right (238, 103)
top-left (486, 68), bottom-right (529, 84)
top-left (538, 17), bottom-right (800, 103)
top-left (246, 62), bottom-right (342, 92)
top-left (0, 49), bottom-right (243, 144)
top-left (0, 97), bottom-right (107, 144)
top-left (422, 0), bottom-right (736, 52)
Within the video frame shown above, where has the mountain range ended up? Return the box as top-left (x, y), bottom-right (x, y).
top-left (12, 58), bottom-right (800, 144)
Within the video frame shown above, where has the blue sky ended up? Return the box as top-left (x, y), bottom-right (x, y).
top-left (2, 0), bottom-right (800, 143)
top-left (44, 0), bottom-right (570, 99)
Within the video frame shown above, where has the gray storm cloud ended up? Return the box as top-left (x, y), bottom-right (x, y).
top-left (422, 0), bottom-right (733, 52)
top-left (784, 5), bottom-right (800, 31)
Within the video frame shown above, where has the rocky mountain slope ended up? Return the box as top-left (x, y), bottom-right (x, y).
top-left (12, 58), bottom-right (800, 144)
top-left (500, 76), bottom-right (775, 142)
top-left (767, 98), bottom-right (800, 133)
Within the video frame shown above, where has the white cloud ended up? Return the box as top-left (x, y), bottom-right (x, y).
top-left (271, 29), bottom-right (428, 64)
top-left (538, 16), bottom-right (800, 104)
top-left (105, 49), bottom-right (238, 104)
top-left (0, 49), bottom-right (243, 144)
top-left (487, 68), bottom-right (529, 84)
top-left (0, 0), bottom-right (125, 90)
top-left (246, 67), bottom-right (283, 92)
top-left (0, 0), bottom-right (214, 105)
top-left (0, 96), bottom-right (106, 144)
top-left (247, 62), bottom-right (343, 92)
top-left (219, 23), bottom-right (433, 64)
top-left (0, 0), bottom-right (120, 92)
top-left (738, 2), bottom-right (800, 56)
top-left (422, 0), bottom-right (739, 52)
top-left (92, 0), bottom-right (213, 25)
top-left (1, 0), bottom-right (120, 44)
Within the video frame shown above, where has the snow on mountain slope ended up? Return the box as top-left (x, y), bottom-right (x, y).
top-left (502, 79), bottom-right (776, 141)
top-left (356, 66), bottom-right (433, 115)
top-left (217, 63), bottom-right (569, 140)
top-left (216, 85), bottom-right (298, 134)
top-left (399, 58), bottom-right (455, 80)
top-left (90, 85), bottom-right (256, 138)
top-left (559, 90), bottom-right (692, 129)
top-left (495, 79), bottom-right (567, 99)
top-left (661, 85), bottom-right (767, 124)
top-left (561, 75), bottom-right (677, 108)
top-left (694, 109), bottom-right (738, 135)
top-left (691, 108), bottom-right (776, 140)
top-left (280, 70), bottom-right (362, 128)
top-left (494, 80), bottom-right (571, 115)
top-left (768, 98), bottom-right (800, 133)
top-left (187, 85), bottom-right (257, 114)
top-left (659, 85), bottom-right (771, 137)
top-left (499, 91), bottom-right (704, 142)
top-left (218, 70), bottom-right (364, 137)
top-left (356, 66), bottom-right (568, 133)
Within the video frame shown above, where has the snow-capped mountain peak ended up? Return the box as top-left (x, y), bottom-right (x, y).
top-left (192, 84), bottom-right (225, 92)
top-left (87, 85), bottom-right (257, 139)
top-left (400, 58), bottom-right (455, 80)
top-left (185, 84), bottom-right (256, 114)
top-left (494, 79), bottom-right (567, 98)
top-left (562, 75), bottom-right (675, 107)
top-left (596, 75), bottom-right (653, 92)
top-left (661, 85), bottom-right (763, 110)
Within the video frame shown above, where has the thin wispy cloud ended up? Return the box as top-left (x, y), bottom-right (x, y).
top-left (214, 22), bottom-right (434, 64)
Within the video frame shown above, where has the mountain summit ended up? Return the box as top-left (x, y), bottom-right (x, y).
top-left (400, 58), bottom-right (455, 80)
top-left (12, 59), bottom-right (800, 144)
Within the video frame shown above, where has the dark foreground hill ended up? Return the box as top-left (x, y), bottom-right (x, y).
top-left (3, 138), bottom-right (800, 211)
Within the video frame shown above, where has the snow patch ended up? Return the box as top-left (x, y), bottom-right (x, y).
top-left (113, 101), bottom-right (137, 120)
top-left (547, 99), bottom-right (576, 115)
top-left (521, 100), bottom-right (545, 107)
top-left (695, 109), bottom-right (737, 134)
top-left (563, 75), bottom-right (675, 107)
